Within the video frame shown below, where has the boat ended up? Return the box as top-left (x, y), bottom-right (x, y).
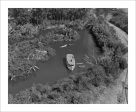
top-left (66, 54), bottom-right (75, 71)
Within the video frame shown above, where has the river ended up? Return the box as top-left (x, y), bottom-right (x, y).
top-left (8, 30), bottom-right (101, 95)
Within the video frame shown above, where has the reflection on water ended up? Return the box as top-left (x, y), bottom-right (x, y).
top-left (8, 30), bottom-right (100, 95)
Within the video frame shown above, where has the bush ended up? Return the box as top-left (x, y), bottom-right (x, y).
top-left (109, 9), bottom-right (128, 33)
top-left (62, 91), bottom-right (91, 104)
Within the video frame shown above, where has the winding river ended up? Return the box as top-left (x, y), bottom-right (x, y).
top-left (8, 30), bottom-right (101, 95)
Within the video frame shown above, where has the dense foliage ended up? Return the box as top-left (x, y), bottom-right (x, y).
top-left (94, 8), bottom-right (128, 34)
top-left (9, 8), bottom-right (88, 25)
top-left (109, 10), bottom-right (128, 34)
top-left (85, 15), bottom-right (127, 79)
top-left (8, 8), bottom-right (128, 104)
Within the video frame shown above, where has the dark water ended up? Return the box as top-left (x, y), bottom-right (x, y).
top-left (8, 30), bottom-right (100, 95)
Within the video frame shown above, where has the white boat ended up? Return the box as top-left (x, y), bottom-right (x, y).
top-left (66, 54), bottom-right (75, 71)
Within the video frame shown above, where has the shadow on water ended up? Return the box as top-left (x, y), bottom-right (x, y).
top-left (62, 57), bottom-right (72, 74)
top-left (62, 57), bottom-right (68, 71)
top-left (9, 30), bottom-right (101, 95)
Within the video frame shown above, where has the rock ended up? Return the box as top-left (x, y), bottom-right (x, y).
top-left (66, 54), bottom-right (75, 71)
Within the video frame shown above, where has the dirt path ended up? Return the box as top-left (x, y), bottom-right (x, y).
top-left (110, 22), bottom-right (128, 104)
top-left (93, 21), bottom-right (128, 104)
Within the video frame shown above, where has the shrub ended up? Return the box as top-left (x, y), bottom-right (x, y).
top-left (109, 9), bottom-right (128, 33)
top-left (63, 91), bottom-right (91, 104)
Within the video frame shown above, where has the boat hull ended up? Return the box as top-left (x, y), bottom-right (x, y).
top-left (66, 54), bottom-right (75, 71)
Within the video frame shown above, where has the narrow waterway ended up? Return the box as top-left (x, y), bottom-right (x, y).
top-left (8, 30), bottom-right (100, 95)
